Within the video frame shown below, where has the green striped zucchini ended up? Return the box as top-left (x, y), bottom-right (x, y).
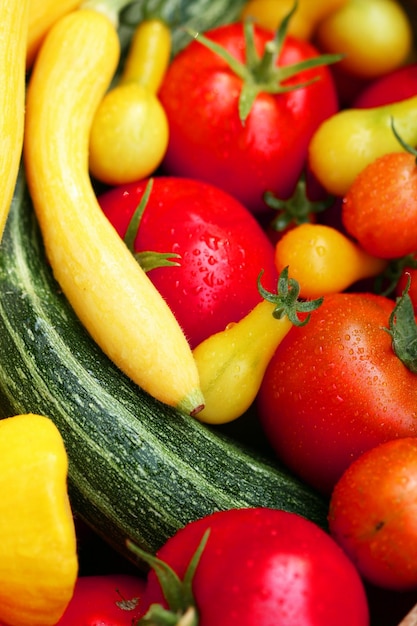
top-left (0, 170), bottom-right (328, 560)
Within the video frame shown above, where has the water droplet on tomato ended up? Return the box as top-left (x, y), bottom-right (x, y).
top-left (200, 233), bottom-right (221, 251)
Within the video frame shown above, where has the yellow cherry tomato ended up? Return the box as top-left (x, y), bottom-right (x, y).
top-left (193, 266), bottom-right (322, 424)
top-left (315, 0), bottom-right (414, 78)
top-left (119, 18), bottom-right (171, 93)
top-left (308, 95), bottom-right (417, 197)
top-left (274, 223), bottom-right (387, 298)
top-left (241, 0), bottom-right (348, 40)
top-left (89, 82), bottom-right (169, 185)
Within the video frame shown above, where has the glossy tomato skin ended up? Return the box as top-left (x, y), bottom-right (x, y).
top-left (257, 292), bottom-right (417, 495)
top-left (56, 574), bottom-right (146, 625)
top-left (352, 62), bottom-right (417, 108)
top-left (98, 177), bottom-right (277, 348)
top-left (158, 23), bottom-right (339, 214)
top-left (342, 152), bottom-right (417, 259)
top-left (140, 508), bottom-right (369, 626)
top-left (329, 438), bottom-right (417, 591)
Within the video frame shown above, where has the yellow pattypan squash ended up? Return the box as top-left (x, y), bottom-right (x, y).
top-left (0, 413), bottom-right (78, 626)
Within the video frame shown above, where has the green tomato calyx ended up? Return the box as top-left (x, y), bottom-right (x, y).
top-left (124, 178), bottom-right (181, 272)
top-left (127, 530), bottom-right (209, 625)
top-left (258, 265), bottom-right (323, 326)
top-left (187, 1), bottom-right (343, 122)
top-left (265, 172), bottom-right (334, 233)
top-left (384, 274), bottom-right (417, 374)
top-left (374, 253), bottom-right (417, 297)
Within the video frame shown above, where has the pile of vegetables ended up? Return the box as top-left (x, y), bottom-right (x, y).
top-left (1, 0), bottom-right (417, 624)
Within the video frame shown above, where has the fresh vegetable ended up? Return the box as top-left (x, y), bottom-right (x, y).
top-left (130, 507), bottom-right (370, 626)
top-left (119, 17), bottom-right (172, 91)
top-left (89, 81), bottom-right (169, 185)
top-left (308, 95), bottom-right (417, 196)
top-left (274, 223), bottom-right (387, 298)
top-left (27, 0), bottom-right (82, 68)
top-left (329, 438), bottom-right (417, 591)
top-left (0, 0), bottom-right (29, 244)
top-left (257, 289), bottom-right (417, 495)
top-left (352, 62), bottom-right (417, 108)
top-left (240, 0), bottom-right (348, 40)
top-left (342, 129), bottom-right (417, 259)
top-left (98, 176), bottom-right (278, 349)
top-left (0, 170), bottom-right (329, 563)
top-left (158, 18), bottom-right (340, 213)
top-left (315, 0), bottom-right (413, 79)
top-left (119, 0), bottom-right (249, 57)
top-left (56, 574), bottom-right (146, 625)
top-left (397, 263), bottom-right (417, 312)
top-left (265, 172), bottom-right (334, 243)
top-left (23, 6), bottom-right (203, 415)
top-left (0, 413), bottom-right (77, 626)
top-left (193, 267), bottom-right (323, 424)
top-left (89, 17), bottom-right (171, 185)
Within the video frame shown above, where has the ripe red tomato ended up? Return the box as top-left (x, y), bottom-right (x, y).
top-left (98, 177), bottom-right (277, 348)
top-left (329, 438), bottom-right (417, 591)
top-left (55, 574), bottom-right (146, 625)
top-left (342, 151), bottom-right (417, 259)
top-left (158, 22), bottom-right (339, 214)
top-left (257, 291), bottom-right (417, 495)
top-left (137, 507), bottom-right (370, 626)
top-left (353, 62), bottom-right (417, 108)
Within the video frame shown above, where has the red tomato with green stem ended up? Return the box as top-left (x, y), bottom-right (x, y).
top-left (329, 437), bottom-right (417, 591)
top-left (130, 507), bottom-right (370, 626)
top-left (257, 288), bottom-right (417, 496)
top-left (158, 18), bottom-right (340, 214)
top-left (55, 574), bottom-right (146, 625)
top-left (98, 177), bottom-right (278, 349)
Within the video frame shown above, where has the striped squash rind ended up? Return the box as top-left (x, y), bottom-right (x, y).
top-left (0, 170), bottom-right (328, 559)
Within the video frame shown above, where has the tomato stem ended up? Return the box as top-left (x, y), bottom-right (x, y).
top-left (128, 530), bottom-right (209, 625)
top-left (390, 116), bottom-right (417, 163)
top-left (257, 266), bottom-right (323, 326)
top-left (384, 274), bottom-right (417, 374)
top-left (123, 178), bottom-right (181, 272)
top-left (374, 253), bottom-right (417, 297)
top-left (266, 172), bottom-right (334, 232)
top-left (187, 2), bottom-right (343, 122)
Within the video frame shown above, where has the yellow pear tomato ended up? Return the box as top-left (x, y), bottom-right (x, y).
top-left (89, 82), bottom-right (169, 185)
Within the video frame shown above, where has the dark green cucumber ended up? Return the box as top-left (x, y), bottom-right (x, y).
top-left (0, 170), bottom-right (328, 560)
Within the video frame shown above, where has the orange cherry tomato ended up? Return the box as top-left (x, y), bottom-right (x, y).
top-left (329, 437), bottom-right (417, 591)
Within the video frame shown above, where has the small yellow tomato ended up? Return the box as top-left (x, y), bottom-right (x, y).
top-left (308, 94), bottom-right (417, 197)
top-left (274, 223), bottom-right (387, 298)
top-left (119, 18), bottom-right (171, 93)
top-left (89, 82), bottom-right (169, 185)
top-left (241, 0), bottom-right (348, 40)
top-left (315, 0), bottom-right (413, 78)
